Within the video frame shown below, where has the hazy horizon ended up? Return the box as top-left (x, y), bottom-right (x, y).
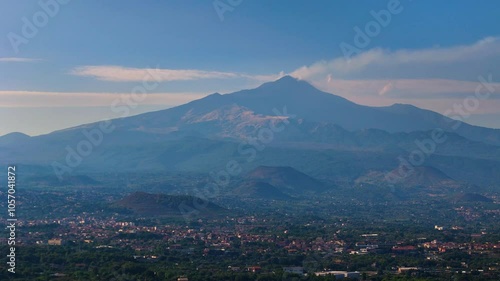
top-left (2, 77), bottom-right (500, 137)
top-left (2, 1), bottom-right (500, 135)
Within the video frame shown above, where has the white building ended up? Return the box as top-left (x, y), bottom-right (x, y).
top-left (314, 271), bottom-right (361, 279)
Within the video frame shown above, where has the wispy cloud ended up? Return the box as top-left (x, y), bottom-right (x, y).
top-left (316, 78), bottom-right (500, 99)
top-left (288, 36), bottom-right (500, 112)
top-left (0, 57), bottom-right (43, 63)
top-left (0, 91), bottom-right (207, 108)
top-left (70, 65), bottom-right (282, 82)
top-left (307, 77), bottom-right (500, 114)
top-left (291, 36), bottom-right (500, 81)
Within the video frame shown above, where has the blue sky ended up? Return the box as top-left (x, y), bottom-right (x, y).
top-left (1, 0), bottom-right (500, 135)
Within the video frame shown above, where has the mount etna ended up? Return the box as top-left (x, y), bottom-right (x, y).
top-left (1, 76), bottom-right (499, 190)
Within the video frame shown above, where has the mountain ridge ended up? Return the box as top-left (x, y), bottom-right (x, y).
top-left (1, 76), bottom-right (500, 189)
top-left (3, 76), bottom-right (499, 144)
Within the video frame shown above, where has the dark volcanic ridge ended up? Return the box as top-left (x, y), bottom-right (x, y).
top-left (112, 192), bottom-right (226, 216)
top-left (245, 166), bottom-right (328, 194)
top-left (232, 181), bottom-right (292, 200)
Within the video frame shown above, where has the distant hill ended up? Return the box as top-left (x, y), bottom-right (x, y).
top-left (245, 166), bottom-right (328, 194)
top-left (452, 193), bottom-right (493, 203)
top-left (0, 132), bottom-right (30, 146)
top-left (113, 192), bottom-right (225, 216)
top-left (390, 166), bottom-right (462, 188)
top-left (356, 166), bottom-right (462, 189)
top-left (232, 181), bottom-right (292, 200)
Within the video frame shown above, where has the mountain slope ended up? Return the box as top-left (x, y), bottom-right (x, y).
top-left (113, 192), bottom-right (225, 216)
top-left (232, 181), bottom-right (292, 200)
top-left (1, 76), bottom-right (500, 189)
top-left (31, 76), bottom-right (500, 144)
top-left (355, 166), bottom-right (462, 189)
top-left (245, 166), bottom-right (328, 194)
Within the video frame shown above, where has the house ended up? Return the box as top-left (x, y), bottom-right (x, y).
top-left (392, 245), bottom-right (417, 253)
top-left (247, 266), bottom-right (261, 273)
top-left (398, 267), bottom-right (419, 274)
top-left (314, 271), bottom-right (360, 279)
top-left (48, 238), bottom-right (62, 245)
